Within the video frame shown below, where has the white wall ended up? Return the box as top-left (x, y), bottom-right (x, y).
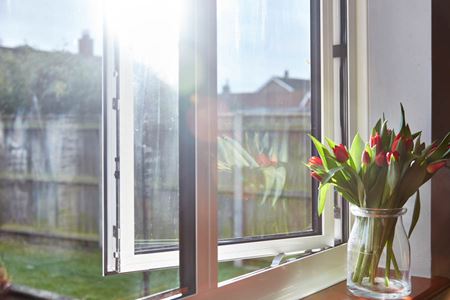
top-left (367, 0), bottom-right (431, 277)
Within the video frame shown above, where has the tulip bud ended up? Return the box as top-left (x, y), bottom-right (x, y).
top-left (392, 134), bottom-right (413, 152)
top-left (308, 156), bottom-right (323, 167)
top-left (310, 171), bottom-right (323, 182)
top-left (333, 144), bottom-right (350, 163)
top-left (426, 161), bottom-right (447, 174)
top-left (405, 138), bottom-right (413, 152)
top-left (391, 134), bottom-right (401, 152)
top-left (361, 151), bottom-right (371, 165)
top-left (375, 151), bottom-right (387, 167)
top-left (386, 151), bottom-right (400, 165)
top-left (370, 133), bottom-right (382, 153)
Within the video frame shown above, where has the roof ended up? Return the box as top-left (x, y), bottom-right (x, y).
top-left (218, 76), bottom-right (311, 113)
top-left (275, 77), bottom-right (310, 91)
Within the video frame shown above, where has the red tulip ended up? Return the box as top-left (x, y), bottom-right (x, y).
top-left (392, 134), bottom-right (413, 152)
top-left (386, 151), bottom-right (400, 165)
top-left (333, 144), bottom-right (350, 163)
top-left (361, 151), bottom-right (371, 165)
top-left (310, 171), bottom-right (323, 182)
top-left (375, 151), bottom-right (387, 167)
top-left (370, 133), bottom-right (382, 153)
top-left (308, 156), bottom-right (323, 167)
top-left (391, 134), bottom-right (401, 151)
top-left (405, 138), bottom-right (414, 151)
top-left (426, 161), bottom-right (447, 174)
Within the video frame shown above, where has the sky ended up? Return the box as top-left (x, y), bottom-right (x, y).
top-left (0, 0), bottom-right (310, 93)
top-left (0, 0), bottom-right (103, 54)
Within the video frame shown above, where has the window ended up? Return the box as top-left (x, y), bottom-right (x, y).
top-left (215, 0), bottom-right (332, 263)
top-left (0, 0), bottom-right (356, 299)
top-left (104, 0), bottom-right (353, 298)
top-left (0, 1), bottom-right (178, 299)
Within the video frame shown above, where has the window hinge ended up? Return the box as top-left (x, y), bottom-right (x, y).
top-left (114, 170), bottom-right (120, 179)
top-left (113, 225), bottom-right (120, 238)
top-left (112, 97), bottom-right (119, 110)
top-left (332, 44), bottom-right (347, 58)
top-left (334, 206), bottom-right (342, 219)
top-left (113, 251), bottom-right (120, 259)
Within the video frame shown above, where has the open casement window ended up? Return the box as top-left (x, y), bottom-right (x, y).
top-left (103, 0), bottom-right (196, 280)
top-left (103, 0), bottom-right (353, 298)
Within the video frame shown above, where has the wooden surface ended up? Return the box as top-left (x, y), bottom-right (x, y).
top-left (431, 0), bottom-right (450, 278)
top-left (303, 277), bottom-right (450, 300)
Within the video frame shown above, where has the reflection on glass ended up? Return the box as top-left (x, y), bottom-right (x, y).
top-left (0, 0), bottom-right (177, 298)
top-left (217, 0), bottom-right (313, 240)
top-left (129, 1), bottom-right (180, 253)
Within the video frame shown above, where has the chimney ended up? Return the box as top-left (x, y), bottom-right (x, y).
top-left (78, 30), bottom-right (94, 56)
top-left (284, 70), bottom-right (289, 79)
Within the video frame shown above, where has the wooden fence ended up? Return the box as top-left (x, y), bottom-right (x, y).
top-left (0, 112), bottom-right (312, 246)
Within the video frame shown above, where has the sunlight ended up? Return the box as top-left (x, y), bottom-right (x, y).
top-left (106, 0), bottom-right (182, 85)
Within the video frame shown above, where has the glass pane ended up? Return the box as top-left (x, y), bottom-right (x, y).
top-left (0, 0), bottom-right (178, 298)
top-left (217, 0), bottom-right (313, 240)
top-left (128, 1), bottom-right (180, 253)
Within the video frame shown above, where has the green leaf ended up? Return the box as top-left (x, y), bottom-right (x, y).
top-left (321, 166), bottom-right (345, 185)
top-left (381, 120), bottom-right (390, 149)
top-left (444, 148), bottom-right (450, 159)
top-left (309, 134), bottom-right (329, 169)
top-left (260, 166), bottom-right (286, 206)
top-left (429, 132), bottom-right (450, 160)
top-left (387, 158), bottom-right (400, 192)
top-left (318, 183), bottom-right (332, 216)
top-left (368, 167), bottom-right (387, 207)
top-left (325, 137), bottom-right (337, 151)
top-left (350, 133), bottom-right (365, 172)
top-left (372, 118), bottom-right (382, 136)
top-left (412, 131), bottom-right (422, 140)
top-left (408, 190), bottom-right (421, 239)
top-left (333, 185), bottom-right (359, 206)
top-left (397, 161), bottom-right (427, 205)
top-left (414, 135), bottom-right (423, 155)
top-left (400, 103), bottom-right (406, 132)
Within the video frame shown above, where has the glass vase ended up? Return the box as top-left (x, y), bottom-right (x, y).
top-left (347, 207), bottom-right (411, 299)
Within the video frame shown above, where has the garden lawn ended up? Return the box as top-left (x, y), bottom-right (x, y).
top-left (0, 238), bottom-right (261, 300)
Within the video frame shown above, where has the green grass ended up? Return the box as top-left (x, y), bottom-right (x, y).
top-left (0, 239), bottom-right (263, 300)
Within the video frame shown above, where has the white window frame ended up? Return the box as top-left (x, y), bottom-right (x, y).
top-left (103, 0), bottom-right (369, 297)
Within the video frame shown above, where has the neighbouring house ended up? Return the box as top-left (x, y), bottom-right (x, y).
top-left (218, 70), bottom-right (311, 113)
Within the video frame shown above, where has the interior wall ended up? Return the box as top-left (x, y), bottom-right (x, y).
top-left (367, 0), bottom-right (432, 277)
top-left (431, 0), bottom-right (450, 278)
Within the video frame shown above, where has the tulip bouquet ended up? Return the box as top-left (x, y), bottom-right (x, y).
top-left (306, 104), bottom-right (449, 287)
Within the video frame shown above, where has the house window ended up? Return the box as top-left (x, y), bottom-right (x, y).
top-left (104, 0), bottom-right (350, 298)
top-left (0, 0), bottom-right (178, 299)
top-left (0, 0), bottom-right (349, 298)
